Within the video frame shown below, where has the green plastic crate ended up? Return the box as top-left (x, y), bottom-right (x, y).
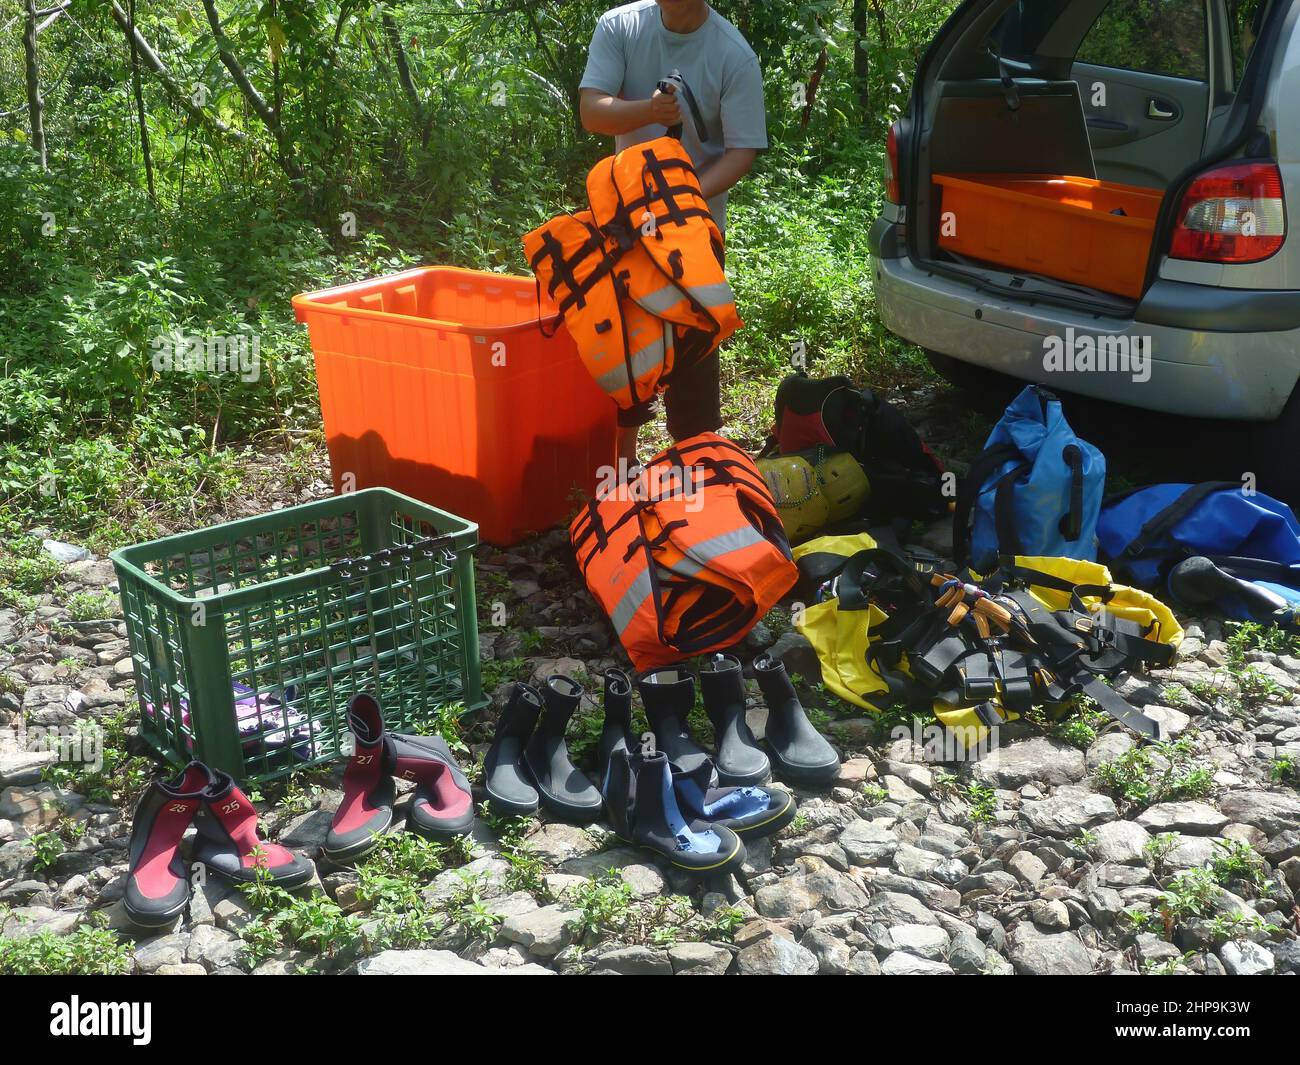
top-left (110, 488), bottom-right (484, 784)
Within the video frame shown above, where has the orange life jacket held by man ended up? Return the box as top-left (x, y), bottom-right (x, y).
top-left (570, 433), bottom-right (796, 670)
top-left (523, 137), bottom-right (742, 410)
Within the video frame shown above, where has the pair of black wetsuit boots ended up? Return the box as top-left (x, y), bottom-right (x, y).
top-left (483, 653), bottom-right (840, 877)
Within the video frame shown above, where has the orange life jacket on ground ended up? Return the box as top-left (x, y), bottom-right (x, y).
top-left (523, 137), bottom-right (742, 410)
top-left (570, 433), bottom-right (796, 671)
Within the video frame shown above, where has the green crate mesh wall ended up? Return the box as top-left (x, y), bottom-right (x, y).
top-left (117, 499), bottom-right (478, 783)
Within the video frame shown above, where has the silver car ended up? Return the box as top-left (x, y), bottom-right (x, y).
top-left (871, 0), bottom-right (1299, 496)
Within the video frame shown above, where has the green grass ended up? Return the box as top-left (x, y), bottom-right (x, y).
top-left (0, 924), bottom-right (132, 975)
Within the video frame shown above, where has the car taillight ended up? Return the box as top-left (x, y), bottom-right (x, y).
top-left (885, 123), bottom-right (901, 204)
top-left (1170, 161), bottom-right (1286, 263)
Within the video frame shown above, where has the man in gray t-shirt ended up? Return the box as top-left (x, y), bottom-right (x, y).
top-left (579, 0), bottom-right (766, 459)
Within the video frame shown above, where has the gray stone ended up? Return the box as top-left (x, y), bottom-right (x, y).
top-left (801, 924), bottom-right (852, 975)
top-left (735, 934), bottom-right (818, 975)
top-left (133, 932), bottom-right (191, 974)
top-left (753, 862), bottom-right (869, 919)
top-left (890, 923), bottom-right (950, 961)
top-left (1007, 924), bottom-right (1093, 975)
top-left (524, 822), bottom-right (600, 865)
top-left (1007, 850), bottom-right (1048, 885)
top-left (1090, 820), bottom-right (1152, 864)
top-left (1086, 732), bottom-right (1134, 770)
top-left (0, 905), bottom-right (78, 939)
top-left (358, 949), bottom-right (552, 975)
top-left (839, 818), bottom-right (899, 866)
top-left (498, 904), bottom-right (577, 958)
top-left (668, 941), bottom-right (733, 975)
top-left (1135, 801), bottom-right (1229, 835)
top-left (1029, 898), bottom-right (1071, 932)
top-left (863, 890), bottom-right (941, 927)
top-left (768, 630), bottom-right (821, 681)
top-left (0, 748), bottom-right (57, 788)
top-left (879, 951), bottom-right (953, 975)
top-left (971, 737), bottom-right (1086, 789)
top-left (1143, 705), bottom-right (1191, 738)
top-left (186, 924), bottom-right (244, 972)
top-left (1219, 939), bottom-right (1275, 976)
top-left (1020, 788), bottom-right (1117, 838)
top-left (1219, 790), bottom-right (1300, 836)
top-left (279, 809), bottom-right (333, 850)
top-left (892, 843), bottom-right (943, 879)
top-left (948, 930), bottom-right (987, 974)
top-left (591, 945), bottom-right (672, 975)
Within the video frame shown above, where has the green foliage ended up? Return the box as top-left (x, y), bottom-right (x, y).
top-left (0, 924), bottom-right (132, 975)
top-left (27, 830), bottom-right (65, 872)
top-left (1093, 737), bottom-right (1215, 812)
top-left (0, 1), bottom-right (944, 545)
top-left (43, 706), bottom-right (154, 808)
top-left (1208, 839), bottom-right (1272, 899)
top-left (240, 868), bottom-right (361, 967)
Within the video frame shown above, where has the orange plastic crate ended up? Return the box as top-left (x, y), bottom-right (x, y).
top-left (932, 173), bottom-right (1163, 298)
top-left (293, 267), bottom-right (616, 546)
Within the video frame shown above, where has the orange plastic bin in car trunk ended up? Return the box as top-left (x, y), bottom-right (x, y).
top-left (294, 267), bottom-right (615, 546)
top-left (932, 173), bottom-right (1164, 299)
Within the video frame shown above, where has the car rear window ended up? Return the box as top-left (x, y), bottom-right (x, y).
top-left (1076, 0), bottom-right (1209, 81)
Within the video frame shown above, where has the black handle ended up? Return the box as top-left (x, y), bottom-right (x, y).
top-left (1059, 444), bottom-right (1084, 542)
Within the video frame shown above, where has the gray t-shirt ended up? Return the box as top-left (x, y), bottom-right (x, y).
top-left (579, 1), bottom-right (767, 230)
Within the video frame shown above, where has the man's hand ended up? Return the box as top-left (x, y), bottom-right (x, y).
top-left (648, 85), bottom-right (683, 128)
top-left (581, 87), bottom-right (681, 136)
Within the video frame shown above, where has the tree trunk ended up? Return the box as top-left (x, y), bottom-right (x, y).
top-left (127, 0), bottom-right (156, 203)
top-left (23, 0), bottom-right (47, 169)
top-left (801, 43), bottom-right (828, 129)
top-left (853, 0), bottom-right (870, 125)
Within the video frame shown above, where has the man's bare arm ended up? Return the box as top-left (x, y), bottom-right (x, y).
top-left (580, 86), bottom-right (682, 135)
top-left (697, 148), bottom-right (758, 201)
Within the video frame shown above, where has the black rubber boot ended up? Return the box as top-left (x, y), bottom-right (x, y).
top-left (483, 683), bottom-right (542, 815)
top-left (194, 770), bottom-right (314, 888)
top-left (754, 652), bottom-right (841, 785)
top-left (597, 668), bottom-right (634, 789)
top-left (671, 760), bottom-right (797, 841)
top-left (699, 653), bottom-right (770, 787)
top-left (603, 749), bottom-right (745, 877)
top-left (637, 667), bottom-right (712, 778)
top-left (524, 676), bottom-right (603, 823)
top-left (124, 762), bottom-right (214, 929)
top-left (324, 693), bottom-right (396, 864)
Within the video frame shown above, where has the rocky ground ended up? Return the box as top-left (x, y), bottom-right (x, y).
top-left (3, 493), bottom-right (1300, 976)
top-left (2, 384), bottom-right (1299, 975)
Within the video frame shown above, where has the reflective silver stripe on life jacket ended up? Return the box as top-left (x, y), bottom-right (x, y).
top-left (611, 569), bottom-right (654, 636)
top-left (634, 284), bottom-right (689, 316)
top-left (680, 525), bottom-right (766, 569)
top-left (595, 335), bottom-right (668, 395)
top-left (685, 281), bottom-right (736, 309)
top-left (645, 524), bottom-right (769, 593)
top-left (635, 281), bottom-right (735, 317)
